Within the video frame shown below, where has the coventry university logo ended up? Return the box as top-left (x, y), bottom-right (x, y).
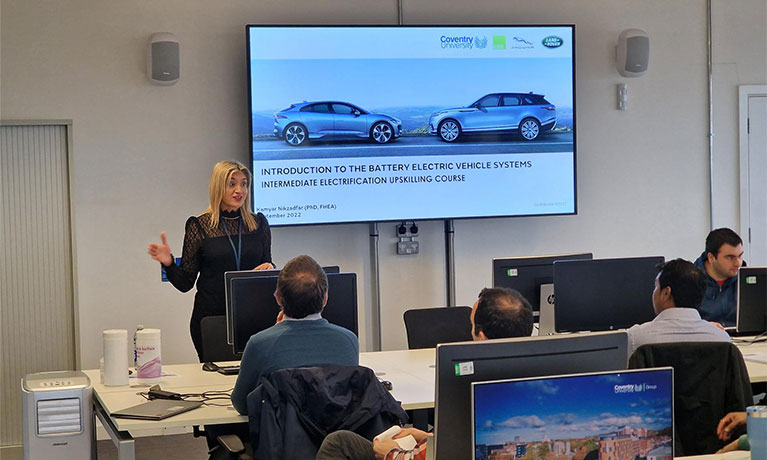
top-left (474, 36), bottom-right (488, 49)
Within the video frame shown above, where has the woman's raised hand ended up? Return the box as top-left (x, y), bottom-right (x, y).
top-left (148, 232), bottom-right (173, 267)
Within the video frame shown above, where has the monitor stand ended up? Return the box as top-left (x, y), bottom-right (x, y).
top-left (539, 283), bottom-right (556, 335)
top-left (425, 434), bottom-right (434, 460)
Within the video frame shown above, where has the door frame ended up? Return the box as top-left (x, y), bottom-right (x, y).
top-left (738, 86), bottom-right (767, 263)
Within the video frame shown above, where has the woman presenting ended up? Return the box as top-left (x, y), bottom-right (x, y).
top-left (148, 160), bottom-right (274, 361)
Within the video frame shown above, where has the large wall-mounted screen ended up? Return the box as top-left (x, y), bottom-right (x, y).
top-left (247, 25), bottom-right (576, 226)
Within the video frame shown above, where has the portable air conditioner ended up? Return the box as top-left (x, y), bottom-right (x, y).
top-left (22, 370), bottom-right (94, 460)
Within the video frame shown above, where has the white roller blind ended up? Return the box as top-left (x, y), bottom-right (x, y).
top-left (0, 123), bottom-right (76, 447)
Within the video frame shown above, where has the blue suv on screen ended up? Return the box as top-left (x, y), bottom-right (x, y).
top-left (428, 93), bottom-right (556, 142)
top-left (273, 101), bottom-right (402, 146)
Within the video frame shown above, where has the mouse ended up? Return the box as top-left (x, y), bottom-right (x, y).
top-left (378, 378), bottom-right (393, 391)
top-left (202, 362), bottom-right (218, 372)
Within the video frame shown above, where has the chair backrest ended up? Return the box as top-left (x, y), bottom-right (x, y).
top-left (200, 315), bottom-right (239, 363)
top-left (247, 365), bottom-right (408, 460)
top-left (628, 342), bottom-right (752, 456)
top-left (403, 306), bottom-right (472, 349)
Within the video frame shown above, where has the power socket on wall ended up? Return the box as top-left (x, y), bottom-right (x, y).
top-left (397, 240), bottom-right (419, 255)
top-left (396, 222), bottom-right (419, 255)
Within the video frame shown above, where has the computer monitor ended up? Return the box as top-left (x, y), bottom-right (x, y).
top-left (434, 331), bottom-right (629, 460)
top-left (471, 367), bottom-right (674, 460)
top-left (227, 270), bottom-right (354, 355)
top-left (492, 253), bottom-right (593, 317)
top-left (224, 266), bottom-right (339, 344)
top-left (736, 266), bottom-right (767, 334)
top-left (553, 256), bottom-right (664, 333)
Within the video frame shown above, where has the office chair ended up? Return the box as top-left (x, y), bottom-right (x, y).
top-left (200, 316), bottom-right (239, 363)
top-left (403, 306), bottom-right (472, 349)
top-left (209, 435), bottom-right (251, 460)
top-left (217, 365), bottom-right (408, 460)
top-left (198, 316), bottom-right (241, 457)
top-left (629, 342), bottom-right (752, 456)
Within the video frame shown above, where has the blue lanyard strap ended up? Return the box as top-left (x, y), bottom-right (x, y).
top-left (221, 216), bottom-right (243, 270)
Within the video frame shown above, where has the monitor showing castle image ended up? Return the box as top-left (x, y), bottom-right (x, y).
top-left (471, 368), bottom-right (673, 460)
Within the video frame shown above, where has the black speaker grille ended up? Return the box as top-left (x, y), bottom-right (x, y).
top-left (625, 36), bottom-right (649, 72)
top-left (151, 41), bottom-right (179, 81)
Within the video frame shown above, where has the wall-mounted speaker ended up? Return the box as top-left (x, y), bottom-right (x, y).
top-left (147, 33), bottom-right (179, 85)
top-left (616, 29), bottom-right (649, 77)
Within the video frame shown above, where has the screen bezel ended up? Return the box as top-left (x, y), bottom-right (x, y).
top-left (246, 24), bottom-right (577, 227)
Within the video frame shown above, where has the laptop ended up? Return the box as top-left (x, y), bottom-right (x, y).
top-left (112, 399), bottom-right (203, 420)
top-left (470, 367), bottom-right (674, 460)
top-left (736, 267), bottom-right (767, 334)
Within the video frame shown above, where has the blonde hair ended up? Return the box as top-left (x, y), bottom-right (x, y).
top-left (203, 160), bottom-right (257, 231)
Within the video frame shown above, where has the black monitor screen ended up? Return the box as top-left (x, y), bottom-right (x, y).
top-left (736, 266), bottom-right (767, 334)
top-left (224, 266), bottom-right (340, 344)
top-left (434, 331), bottom-right (628, 460)
top-left (229, 271), bottom-right (356, 355)
top-left (492, 253), bottom-right (592, 313)
top-left (553, 256), bottom-right (664, 333)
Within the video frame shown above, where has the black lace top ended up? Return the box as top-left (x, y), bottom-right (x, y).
top-left (165, 210), bottom-right (272, 319)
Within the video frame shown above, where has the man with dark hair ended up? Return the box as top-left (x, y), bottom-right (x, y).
top-left (626, 258), bottom-right (730, 357)
top-left (316, 287), bottom-right (533, 460)
top-left (694, 227), bottom-right (745, 326)
top-left (231, 255), bottom-right (358, 414)
top-left (471, 287), bottom-right (534, 340)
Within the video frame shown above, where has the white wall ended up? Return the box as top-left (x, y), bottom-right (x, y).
top-left (711, 0), bottom-right (767, 228)
top-left (1, 0), bottom-right (763, 367)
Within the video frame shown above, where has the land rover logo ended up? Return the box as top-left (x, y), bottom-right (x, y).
top-left (542, 36), bottom-right (563, 48)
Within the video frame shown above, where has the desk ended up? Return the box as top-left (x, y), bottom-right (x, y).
top-left (88, 342), bottom-right (763, 460)
top-left (735, 338), bottom-right (767, 383)
top-left (84, 364), bottom-right (243, 460)
top-left (360, 348), bottom-right (435, 410)
top-left (85, 349), bottom-right (435, 460)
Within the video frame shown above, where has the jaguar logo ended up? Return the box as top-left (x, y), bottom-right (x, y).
top-left (513, 37), bottom-right (533, 46)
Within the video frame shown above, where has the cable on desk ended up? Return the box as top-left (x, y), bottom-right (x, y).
top-left (183, 389), bottom-right (235, 407)
top-left (732, 331), bottom-right (767, 345)
top-left (136, 387), bottom-right (235, 407)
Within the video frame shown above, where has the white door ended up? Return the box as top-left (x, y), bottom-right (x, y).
top-left (740, 87), bottom-right (767, 266)
top-left (0, 122), bottom-right (76, 450)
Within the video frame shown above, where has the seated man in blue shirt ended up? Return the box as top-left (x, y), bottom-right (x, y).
top-left (694, 227), bottom-right (745, 327)
top-left (231, 254), bottom-right (359, 414)
top-left (627, 258), bottom-right (730, 358)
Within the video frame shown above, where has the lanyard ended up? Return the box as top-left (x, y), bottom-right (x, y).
top-left (221, 216), bottom-right (243, 270)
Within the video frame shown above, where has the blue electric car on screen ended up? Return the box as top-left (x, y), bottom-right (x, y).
top-left (429, 93), bottom-right (556, 142)
top-left (273, 101), bottom-right (402, 146)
